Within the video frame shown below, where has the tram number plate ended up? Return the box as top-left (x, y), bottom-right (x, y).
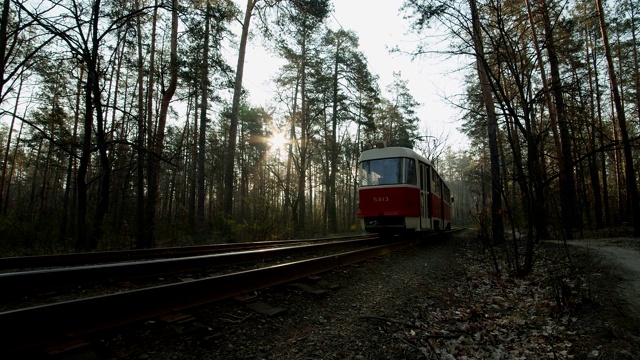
top-left (373, 196), bottom-right (389, 202)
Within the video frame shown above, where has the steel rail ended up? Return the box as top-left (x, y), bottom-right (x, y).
top-left (0, 234), bottom-right (377, 271)
top-left (0, 239), bottom-right (416, 356)
top-left (0, 237), bottom-right (383, 295)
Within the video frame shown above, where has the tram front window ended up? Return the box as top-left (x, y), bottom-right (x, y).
top-left (359, 157), bottom-right (416, 186)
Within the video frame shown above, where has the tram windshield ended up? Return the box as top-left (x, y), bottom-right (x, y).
top-left (359, 157), bottom-right (416, 186)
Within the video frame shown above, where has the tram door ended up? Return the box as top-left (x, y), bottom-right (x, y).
top-left (419, 163), bottom-right (430, 230)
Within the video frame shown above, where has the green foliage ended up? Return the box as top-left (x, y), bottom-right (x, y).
top-left (400, 0), bottom-right (449, 31)
top-left (365, 72), bottom-right (420, 149)
top-left (290, 0), bottom-right (332, 22)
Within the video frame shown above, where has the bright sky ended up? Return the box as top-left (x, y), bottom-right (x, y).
top-left (239, 0), bottom-right (470, 152)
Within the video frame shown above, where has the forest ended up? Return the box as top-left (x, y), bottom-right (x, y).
top-left (0, 0), bottom-right (639, 273)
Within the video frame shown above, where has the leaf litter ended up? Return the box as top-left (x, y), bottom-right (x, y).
top-left (374, 236), bottom-right (640, 359)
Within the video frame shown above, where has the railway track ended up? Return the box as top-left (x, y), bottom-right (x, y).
top-left (0, 235), bottom-right (380, 299)
top-left (0, 234), bottom-right (378, 271)
top-left (0, 231), bottom-right (458, 357)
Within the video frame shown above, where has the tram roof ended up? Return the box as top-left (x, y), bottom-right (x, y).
top-left (358, 146), bottom-right (431, 166)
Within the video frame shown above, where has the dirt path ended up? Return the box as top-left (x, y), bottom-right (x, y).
top-left (565, 238), bottom-right (640, 316)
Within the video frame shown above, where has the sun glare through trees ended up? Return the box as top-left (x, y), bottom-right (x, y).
top-left (268, 131), bottom-right (288, 154)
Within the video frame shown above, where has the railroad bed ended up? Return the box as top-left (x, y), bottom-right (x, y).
top-left (0, 231), bottom-right (459, 357)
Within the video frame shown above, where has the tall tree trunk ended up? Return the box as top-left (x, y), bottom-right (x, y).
top-left (525, 0), bottom-right (566, 239)
top-left (239, 123), bottom-right (248, 219)
top-left (3, 119), bottom-right (23, 215)
top-left (60, 69), bottom-right (82, 247)
top-left (0, 0), bottom-right (10, 104)
top-left (90, 0), bottom-right (109, 251)
top-left (189, 87), bottom-right (198, 229)
top-left (40, 109), bottom-right (55, 215)
top-left (163, 3), bottom-right (179, 208)
top-left (540, 1), bottom-right (577, 240)
top-left (327, 39), bottom-right (339, 233)
top-left (0, 73), bottom-right (23, 211)
top-left (135, 0), bottom-right (147, 248)
top-left (611, 103), bottom-right (623, 221)
top-left (76, 63), bottom-right (93, 250)
top-left (224, 0), bottom-right (258, 216)
top-left (109, 30), bottom-right (130, 229)
top-left (632, 5), bottom-right (640, 130)
top-left (469, 0), bottom-right (504, 245)
top-left (297, 32), bottom-right (308, 234)
top-left (144, 0), bottom-right (159, 247)
top-left (284, 79), bottom-right (299, 232)
top-left (76, 0), bottom-right (105, 250)
top-left (585, 26), bottom-right (604, 228)
top-left (198, 6), bottom-right (211, 241)
top-left (614, 22), bottom-right (630, 222)
top-left (592, 35), bottom-right (611, 225)
top-left (29, 139), bottom-right (43, 220)
top-left (146, 0), bottom-right (177, 246)
top-left (597, 0), bottom-right (640, 236)
top-left (159, 3), bottom-right (179, 219)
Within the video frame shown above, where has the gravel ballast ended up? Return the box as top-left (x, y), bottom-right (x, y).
top-left (86, 230), bottom-right (640, 359)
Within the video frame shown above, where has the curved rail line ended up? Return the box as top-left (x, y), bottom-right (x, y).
top-left (0, 234), bottom-right (378, 271)
top-left (0, 238), bottom-right (419, 357)
top-left (0, 237), bottom-right (382, 296)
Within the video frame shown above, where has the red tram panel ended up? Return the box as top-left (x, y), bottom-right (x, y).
top-left (357, 187), bottom-right (421, 218)
top-left (429, 193), bottom-right (442, 219)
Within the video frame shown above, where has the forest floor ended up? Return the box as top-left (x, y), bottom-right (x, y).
top-left (89, 229), bottom-right (640, 359)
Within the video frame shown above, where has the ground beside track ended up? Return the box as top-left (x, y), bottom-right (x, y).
top-left (75, 230), bottom-right (639, 359)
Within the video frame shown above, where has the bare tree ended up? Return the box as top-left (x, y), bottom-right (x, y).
top-left (468, 0), bottom-right (504, 246)
top-left (145, 0), bottom-right (178, 246)
top-left (596, 0), bottom-right (640, 236)
top-left (224, 0), bottom-right (259, 217)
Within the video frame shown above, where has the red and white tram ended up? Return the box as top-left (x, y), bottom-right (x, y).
top-left (357, 145), bottom-right (452, 234)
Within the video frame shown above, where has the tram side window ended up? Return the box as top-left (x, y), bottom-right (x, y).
top-left (359, 157), bottom-right (417, 186)
top-left (443, 186), bottom-right (451, 203)
top-left (405, 158), bottom-right (417, 185)
top-left (433, 173), bottom-right (442, 196)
